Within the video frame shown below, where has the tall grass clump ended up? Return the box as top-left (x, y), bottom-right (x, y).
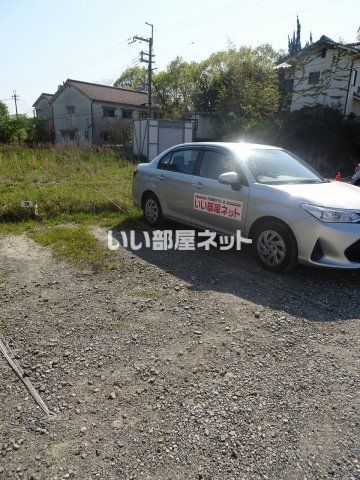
top-left (0, 145), bottom-right (140, 223)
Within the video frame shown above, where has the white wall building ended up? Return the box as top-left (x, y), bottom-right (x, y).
top-left (32, 93), bottom-right (53, 119)
top-left (48, 79), bottom-right (148, 146)
top-left (284, 36), bottom-right (360, 116)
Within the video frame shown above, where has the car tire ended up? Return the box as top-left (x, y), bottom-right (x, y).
top-left (252, 219), bottom-right (298, 273)
top-left (143, 193), bottom-right (163, 227)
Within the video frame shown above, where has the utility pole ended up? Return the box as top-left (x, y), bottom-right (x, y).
top-left (129, 22), bottom-right (154, 118)
top-left (12, 90), bottom-right (19, 118)
top-left (12, 90), bottom-right (21, 144)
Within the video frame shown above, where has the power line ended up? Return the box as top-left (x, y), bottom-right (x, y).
top-left (184, 0), bottom-right (342, 49)
top-left (94, 56), bottom-right (140, 85)
top-left (0, 40), bottom-right (132, 90)
top-left (156, 0), bottom-right (291, 39)
top-left (2, 40), bottom-right (148, 94)
top-left (150, 0), bottom-right (342, 63)
top-left (18, 98), bottom-right (33, 116)
top-left (156, 0), bottom-right (286, 37)
top-left (2, 0), bottom-right (342, 113)
top-left (1, 2), bottom-right (269, 91)
top-left (0, 0), bottom-right (289, 94)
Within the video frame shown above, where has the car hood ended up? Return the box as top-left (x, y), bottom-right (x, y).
top-left (269, 181), bottom-right (360, 210)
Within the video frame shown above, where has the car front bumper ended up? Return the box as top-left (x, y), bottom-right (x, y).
top-left (291, 216), bottom-right (360, 269)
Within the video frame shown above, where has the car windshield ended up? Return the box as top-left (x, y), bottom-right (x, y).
top-left (241, 148), bottom-right (325, 185)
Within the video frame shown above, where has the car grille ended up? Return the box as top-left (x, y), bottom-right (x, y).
top-left (344, 239), bottom-right (360, 263)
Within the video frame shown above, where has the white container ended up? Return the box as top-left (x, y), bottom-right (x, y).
top-left (133, 119), bottom-right (193, 161)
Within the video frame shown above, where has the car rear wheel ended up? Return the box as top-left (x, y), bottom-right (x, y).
top-left (252, 220), bottom-right (298, 273)
top-left (143, 193), bottom-right (163, 227)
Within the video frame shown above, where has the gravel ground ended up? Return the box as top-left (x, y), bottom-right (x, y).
top-left (0, 227), bottom-right (359, 480)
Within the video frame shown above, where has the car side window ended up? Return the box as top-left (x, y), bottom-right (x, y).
top-left (157, 152), bottom-right (172, 170)
top-left (159, 149), bottom-right (199, 174)
top-left (199, 149), bottom-right (237, 180)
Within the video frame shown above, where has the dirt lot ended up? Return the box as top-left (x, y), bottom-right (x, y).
top-left (0, 226), bottom-right (359, 480)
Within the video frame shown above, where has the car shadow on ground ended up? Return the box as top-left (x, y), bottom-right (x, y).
top-left (110, 219), bottom-right (360, 323)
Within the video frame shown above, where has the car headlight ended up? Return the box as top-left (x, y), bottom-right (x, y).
top-left (301, 203), bottom-right (360, 223)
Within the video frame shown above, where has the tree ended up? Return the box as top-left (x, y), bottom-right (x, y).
top-left (8, 114), bottom-right (29, 143)
top-left (0, 103), bottom-right (53, 144)
top-left (240, 105), bottom-right (360, 176)
top-left (305, 31), bottom-right (313, 47)
top-left (192, 45), bottom-right (280, 138)
top-left (0, 101), bottom-right (10, 143)
top-left (26, 116), bottom-right (53, 144)
top-left (288, 16), bottom-right (302, 55)
top-left (153, 57), bottom-right (199, 118)
top-left (277, 106), bottom-right (360, 175)
top-left (357, 26), bottom-right (360, 41)
top-left (111, 44), bottom-right (280, 136)
top-left (113, 66), bottom-right (148, 90)
top-left (0, 100), bottom-right (8, 120)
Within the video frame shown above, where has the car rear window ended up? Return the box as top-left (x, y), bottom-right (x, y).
top-left (158, 149), bottom-right (199, 174)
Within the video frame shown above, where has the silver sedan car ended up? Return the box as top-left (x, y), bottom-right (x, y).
top-left (133, 142), bottom-right (360, 272)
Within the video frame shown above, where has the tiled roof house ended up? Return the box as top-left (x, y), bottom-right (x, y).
top-left (48, 79), bottom-right (148, 145)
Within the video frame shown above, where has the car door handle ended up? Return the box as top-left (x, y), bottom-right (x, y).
top-left (156, 174), bottom-right (166, 181)
top-left (192, 181), bottom-right (205, 189)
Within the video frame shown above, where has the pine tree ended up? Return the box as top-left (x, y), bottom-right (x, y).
top-left (288, 16), bottom-right (302, 55)
top-left (305, 31), bottom-right (313, 47)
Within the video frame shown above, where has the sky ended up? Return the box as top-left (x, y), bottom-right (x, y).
top-left (0, 0), bottom-right (358, 115)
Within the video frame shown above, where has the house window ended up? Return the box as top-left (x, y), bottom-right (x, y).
top-left (321, 48), bottom-right (327, 58)
top-left (103, 107), bottom-right (115, 117)
top-left (102, 132), bottom-right (111, 141)
top-left (36, 108), bottom-right (42, 116)
top-left (122, 109), bottom-right (133, 119)
top-left (351, 69), bottom-right (358, 86)
top-left (61, 130), bottom-right (76, 139)
top-left (67, 106), bottom-right (75, 115)
top-left (283, 78), bottom-right (294, 92)
top-left (308, 71), bottom-right (320, 84)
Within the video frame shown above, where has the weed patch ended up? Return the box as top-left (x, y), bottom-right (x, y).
top-left (0, 145), bottom-right (140, 223)
top-left (30, 225), bottom-right (118, 271)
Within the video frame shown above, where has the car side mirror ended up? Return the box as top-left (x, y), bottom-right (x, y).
top-left (218, 172), bottom-right (240, 185)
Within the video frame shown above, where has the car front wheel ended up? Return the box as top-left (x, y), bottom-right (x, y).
top-left (252, 220), bottom-right (298, 273)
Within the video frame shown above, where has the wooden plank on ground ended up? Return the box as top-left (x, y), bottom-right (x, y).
top-left (0, 336), bottom-right (55, 417)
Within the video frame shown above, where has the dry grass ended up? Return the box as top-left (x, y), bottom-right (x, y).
top-left (0, 145), bottom-right (140, 223)
top-left (0, 145), bottom-right (142, 268)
